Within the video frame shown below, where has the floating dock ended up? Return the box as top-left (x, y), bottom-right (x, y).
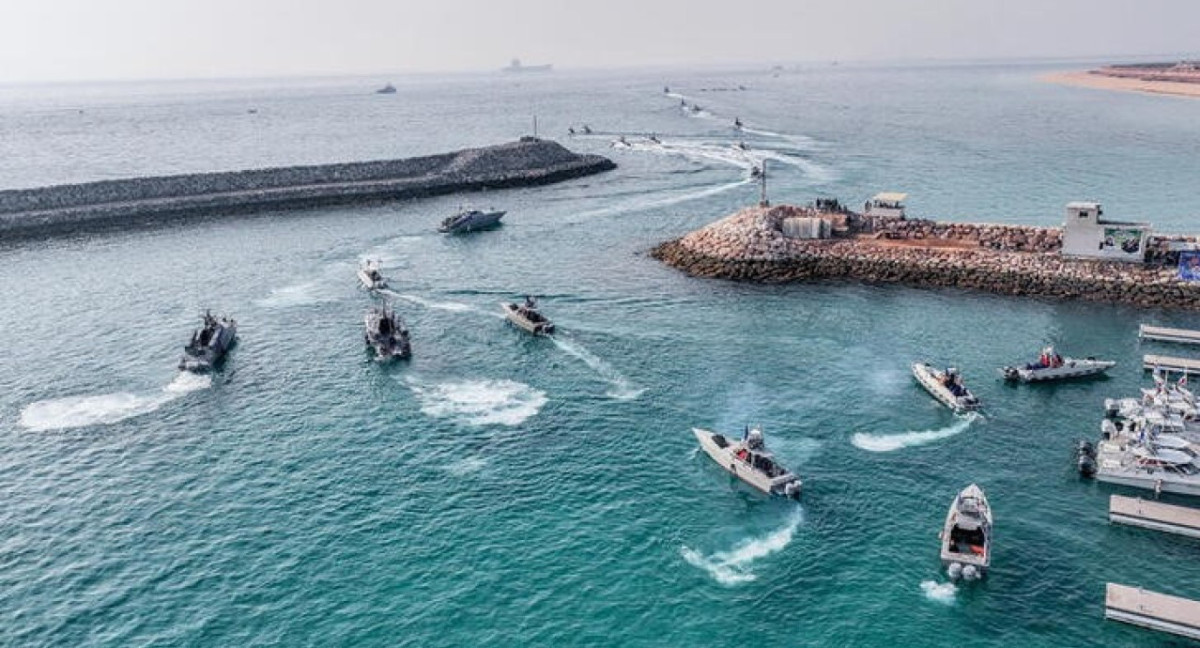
top-left (1106, 583), bottom-right (1200, 641)
top-left (1140, 324), bottom-right (1200, 345)
top-left (1109, 495), bottom-right (1200, 539)
top-left (1143, 354), bottom-right (1200, 375)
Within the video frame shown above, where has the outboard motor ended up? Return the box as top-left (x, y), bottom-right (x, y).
top-left (1103, 398), bottom-right (1119, 419)
top-left (784, 480), bottom-right (802, 500)
top-left (1002, 367), bottom-right (1019, 381)
top-left (961, 565), bottom-right (980, 581)
top-left (1076, 440), bottom-right (1097, 478)
top-left (947, 562), bottom-right (963, 581)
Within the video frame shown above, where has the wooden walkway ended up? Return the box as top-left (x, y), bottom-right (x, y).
top-left (1110, 495), bottom-right (1200, 539)
top-left (1106, 583), bottom-right (1200, 641)
top-left (1143, 354), bottom-right (1200, 375)
top-left (1141, 324), bottom-right (1200, 345)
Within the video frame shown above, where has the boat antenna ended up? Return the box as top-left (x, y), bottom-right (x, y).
top-left (532, 114), bottom-right (538, 138)
top-left (758, 159), bottom-right (769, 207)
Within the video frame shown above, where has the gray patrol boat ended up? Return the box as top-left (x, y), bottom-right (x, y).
top-left (438, 207), bottom-right (506, 234)
top-left (179, 311), bottom-right (237, 372)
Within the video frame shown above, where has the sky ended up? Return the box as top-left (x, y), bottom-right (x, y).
top-left (1, 0), bottom-right (1197, 83)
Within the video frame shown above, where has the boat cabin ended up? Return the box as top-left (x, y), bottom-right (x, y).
top-left (864, 192), bottom-right (907, 220)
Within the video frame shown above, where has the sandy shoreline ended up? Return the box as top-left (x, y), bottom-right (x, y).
top-left (1042, 70), bottom-right (1200, 99)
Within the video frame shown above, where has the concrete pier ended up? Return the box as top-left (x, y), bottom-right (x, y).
top-left (1140, 324), bottom-right (1200, 345)
top-left (0, 138), bottom-right (615, 240)
top-left (1106, 583), bottom-right (1200, 641)
top-left (1143, 354), bottom-right (1200, 375)
top-left (1109, 495), bottom-right (1200, 538)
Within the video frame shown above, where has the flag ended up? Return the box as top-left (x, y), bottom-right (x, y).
top-left (1180, 374), bottom-right (1189, 387)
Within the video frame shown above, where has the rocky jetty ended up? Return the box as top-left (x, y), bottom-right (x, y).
top-left (0, 138), bottom-right (615, 239)
top-left (652, 204), bottom-right (1200, 310)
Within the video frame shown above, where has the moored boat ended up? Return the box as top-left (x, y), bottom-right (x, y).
top-left (179, 311), bottom-right (237, 372)
top-left (1093, 438), bottom-right (1200, 496)
top-left (939, 484), bottom-right (992, 581)
top-left (913, 362), bottom-right (980, 412)
top-left (501, 296), bottom-right (554, 336)
top-left (438, 207), bottom-right (506, 234)
top-left (1002, 347), bottom-right (1114, 382)
top-left (692, 426), bottom-right (802, 499)
top-left (364, 304), bottom-right (411, 361)
top-left (357, 259), bottom-right (388, 291)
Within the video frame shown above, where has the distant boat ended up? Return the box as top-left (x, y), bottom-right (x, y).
top-left (179, 311), bottom-right (237, 372)
top-left (502, 58), bottom-right (552, 73)
top-left (375, 83), bottom-right (397, 94)
top-left (438, 207), bottom-right (505, 234)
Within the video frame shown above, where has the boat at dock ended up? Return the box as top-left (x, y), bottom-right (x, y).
top-left (501, 296), bottom-right (554, 336)
top-left (692, 426), bottom-right (802, 499)
top-left (1093, 438), bottom-right (1200, 496)
top-left (357, 259), bottom-right (388, 291)
top-left (438, 207), bottom-right (506, 234)
top-left (179, 311), bottom-right (237, 372)
top-left (913, 363), bottom-right (980, 412)
top-left (939, 484), bottom-right (992, 581)
top-left (364, 305), bottom-right (411, 361)
top-left (1002, 347), bottom-right (1115, 382)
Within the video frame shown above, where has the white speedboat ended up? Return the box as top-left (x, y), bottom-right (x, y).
top-left (1094, 439), bottom-right (1200, 496)
top-left (939, 484), bottom-right (992, 581)
top-left (913, 363), bottom-right (980, 412)
top-left (438, 207), bottom-right (506, 234)
top-left (357, 259), bottom-right (388, 291)
top-left (1002, 347), bottom-right (1114, 382)
top-left (501, 296), bottom-right (554, 336)
top-left (364, 305), bottom-right (411, 361)
top-left (692, 426), bottom-right (802, 499)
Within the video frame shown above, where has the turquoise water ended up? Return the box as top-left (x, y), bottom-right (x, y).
top-left (3, 62), bottom-right (1200, 646)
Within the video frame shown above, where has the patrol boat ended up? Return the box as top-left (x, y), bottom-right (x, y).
top-left (364, 305), bottom-right (411, 361)
top-left (692, 426), bottom-right (802, 499)
top-left (501, 296), bottom-right (555, 336)
top-left (438, 207), bottom-right (506, 234)
top-left (357, 259), bottom-right (388, 291)
top-left (1002, 347), bottom-right (1115, 382)
top-left (939, 484), bottom-right (992, 581)
top-left (913, 363), bottom-right (980, 412)
top-left (179, 311), bottom-right (237, 372)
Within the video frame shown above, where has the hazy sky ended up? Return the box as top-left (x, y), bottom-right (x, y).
top-left (2, 0), bottom-right (1197, 82)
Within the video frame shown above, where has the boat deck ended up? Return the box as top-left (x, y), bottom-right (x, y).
top-left (1109, 495), bottom-right (1200, 539)
top-left (1140, 324), bottom-right (1200, 345)
top-left (1106, 583), bottom-right (1200, 641)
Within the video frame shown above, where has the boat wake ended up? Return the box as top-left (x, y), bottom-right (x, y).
top-left (405, 377), bottom-right (547, 426)
top-left (680, 509), bottom-right (802, 585)
top-left (255, 281), bottom-right (333, 308)
top-left (850, 412), bottom-right (980, 453)
top-left (572, 178), bottom-right (751, 221)
top-left (920, 580), bottom-right (957, 604)
top-left (549, 335), bottom-right (644, 400)
top-left (19, 372), bottom-right (212, 432)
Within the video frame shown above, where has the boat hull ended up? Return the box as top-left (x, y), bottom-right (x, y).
top-left (692, 428), bottom-right (801, 498)
top-left (439, 210), bottom-right (505, 234)
top-left (1003, 358), bottom-right (1115, 382)
top-left (179, 322), bottom-right (237, 372)
top-left (939, 484), bottom-right (992, 580)
top-left (913, 363), bottom-right (979, 412)
top-left (501, 302), bottom-right (554, 336)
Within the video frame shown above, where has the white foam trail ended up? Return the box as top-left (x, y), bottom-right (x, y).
top-left (19, 373), bottom-right (212, 431)
top-left (255, 281), bottom-right (330, 308)
top-left (406, 378), bottom-right (547, 426)
top-left (574, 179), bottom-right (751, 221)
top-left (442, 456), bottom-right (487, 476)
top-left (549, 336), bottom-right (644, 400)
top-left (851, 413), bottom-right (980, 453)
top-left (681, 509), bottom-right (802, 585)
top-left (920, 580), bottom-right (957, 604)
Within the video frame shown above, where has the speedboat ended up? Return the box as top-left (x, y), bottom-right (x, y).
top-left (375, 83), bottom-right (396, 94)
top-left (1093, 439), bottom-right (1200, 496)
top-left (179, 311), bottom-right (237, 372)
top-left (1002, 347), bottom-right (1114, 382)
top-left (364, 305), bottom-right (411, 361)
top-left (357, 259), bottom-right (388, 291)
top-left (913, 363), bottom-right (980, 412)
top-left (501, 296), bottom-right (554, 336)
top-left (692, 426), bottom-right (802, 499)
top-left (939, 484), bottom-right (992, 581)
top-left (438, 207), bottom-right (506, 234)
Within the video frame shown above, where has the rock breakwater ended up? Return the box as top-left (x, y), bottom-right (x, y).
top-left (0, 138), bottom-right (615, 239)
top-left (652, 205), bottom-right (1200, 310)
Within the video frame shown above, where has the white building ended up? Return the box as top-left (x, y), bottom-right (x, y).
top-left (864, 192), bottom-right (907, 220)
top-left (1061, 201), bottom-right (1150, 262)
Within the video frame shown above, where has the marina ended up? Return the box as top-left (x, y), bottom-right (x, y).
top-left (1109, 495), bottom-right (1200, 539)
top-left (1105, 583), bottom-right (1200, 642)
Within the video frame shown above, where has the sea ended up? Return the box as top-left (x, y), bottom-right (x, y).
top-left (2, 60), bottom-right (1200, 647)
